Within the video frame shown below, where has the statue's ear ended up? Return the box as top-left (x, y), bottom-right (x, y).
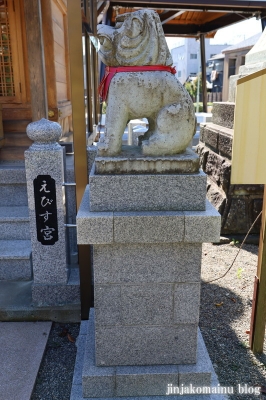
top-left (129, 16), bottom-right (143, 38)
top-left (151, 10), bottom-right (173, 66)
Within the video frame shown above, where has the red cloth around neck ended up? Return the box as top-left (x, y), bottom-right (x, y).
top-left (98, 65), bottom-right (177, 102)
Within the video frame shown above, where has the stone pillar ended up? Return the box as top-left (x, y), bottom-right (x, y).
top-left (25, 119), bottom-right (74, 306)
top-left (76, 146), bottom-right (221, 397)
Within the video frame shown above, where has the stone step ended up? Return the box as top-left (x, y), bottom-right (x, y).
top-left (199, 122), bottom-right (233, 160)
top-left (0, 164), bottom-right (28, 206)
top-left (212, 102), bottom-right (235, 129)
top-left (0, 280), bottom-right (80, 322)
top-left (0, 206), bottom-right (30, 239)
top-left (0, 240), bottom-right (32, 281)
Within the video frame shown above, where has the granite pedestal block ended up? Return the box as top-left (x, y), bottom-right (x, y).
top-left (75, 148), bottom-right (221, 398)
top-left (89, 165), bottom-right (206, 212)
top-left (81, 311), bottom-right (212, 398)
top-left (77, 186), bottom-right (221, 245)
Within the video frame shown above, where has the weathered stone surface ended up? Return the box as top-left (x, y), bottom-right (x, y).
top-left (196, 142), bottom-right (209, 171)
top-left (93, 243), bottom-right (202, 284)
top-left (212, 102), bottom-right (235, 129)
top-left (219, 160), bottom-right (231, 193)
top-left (223, 197), bottom-right (249, 234)
top-left (89, 166), bottom-right (207, 212)
top-left (218, 128), bottom-right (233, 159)
top-left (204, 126), bottom-right (219, 151)
top-left (205, 151), bottom-right (224, 186)
top-left (95, 324), bottom-right (198, 366)
top-left (206, 177), bottom-right (226, 215)
top-left (94, 146), bottom-right (199, 174)
top-left (97, 10), bottom-right (195, 157)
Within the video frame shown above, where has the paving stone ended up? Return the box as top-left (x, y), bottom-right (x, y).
top-left (0, 322), bottom-right (51, 400)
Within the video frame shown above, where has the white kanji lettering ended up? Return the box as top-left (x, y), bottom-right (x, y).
top-left (41, 225), bottom-right (55, 240)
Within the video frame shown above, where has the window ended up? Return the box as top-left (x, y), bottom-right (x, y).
top-left (178, 71), bottom-right (181, 77)
top-left (228, 58), bottom-right (236, 78)
top-left (0, 0), bottom-right (15, 96)
top-left (0, 0), bottom-right (24, 103)
top-left (190, 54), bottom-right (197, 59)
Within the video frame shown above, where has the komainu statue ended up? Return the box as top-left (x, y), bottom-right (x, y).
top-left (97, 9), bottom-right (196, 157)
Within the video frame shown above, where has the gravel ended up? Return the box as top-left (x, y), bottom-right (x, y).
top-left (31, 242), bottom-right (266, 400)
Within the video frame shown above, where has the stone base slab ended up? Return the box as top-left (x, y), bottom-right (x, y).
top-left (89, 165), bottom-right (206, 212)
top-left (32, 268), bottom-right (80, 306)
top-left (77, 186), bottom-right (221, 245)
top-left (94, 146), bottom-right (199, 175)
top-left (70, 314), bottom-right (228, 400)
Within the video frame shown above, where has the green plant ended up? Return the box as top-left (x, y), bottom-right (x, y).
top-left (237, 267), bottom-right (244, 279)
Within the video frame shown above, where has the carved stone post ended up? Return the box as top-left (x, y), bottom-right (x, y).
top-left (25, 118), bottom-right (70, 305)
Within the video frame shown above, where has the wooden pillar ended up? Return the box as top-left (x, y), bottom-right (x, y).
top-left (200, 33), bottom-right (207, 113)
top-left (67, 0), bottom-right (91, 319)
top-left (24, 0), bottom-right (48, 120)
top-left (251, 186), bottom-right (266, 353)
top-left (85, 0), bottom-right (93, 133)
top-left (89, 0), bottom-right (99, 125)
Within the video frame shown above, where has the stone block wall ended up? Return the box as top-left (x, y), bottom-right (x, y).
top-left (197, 102), bottom-right (263, 235)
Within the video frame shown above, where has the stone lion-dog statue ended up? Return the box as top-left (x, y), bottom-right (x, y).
top-left (97, 9), bottom-right (196, 157)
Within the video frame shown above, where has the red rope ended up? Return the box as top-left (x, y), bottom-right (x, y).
top-left (98, 65), bottom-right (177, 102)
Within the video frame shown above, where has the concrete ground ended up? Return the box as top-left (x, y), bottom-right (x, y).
top-left (0, 322), bottom-right (51, 400)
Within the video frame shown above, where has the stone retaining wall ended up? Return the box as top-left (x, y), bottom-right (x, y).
top-left (197, 103), bottom-right (263, 235)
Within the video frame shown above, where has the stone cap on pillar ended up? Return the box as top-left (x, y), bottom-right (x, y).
top-left (26, 118), bottom-right (62, 150)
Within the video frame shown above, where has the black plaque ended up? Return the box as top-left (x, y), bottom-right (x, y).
top-left (34, 175), bottom-right (58, 245)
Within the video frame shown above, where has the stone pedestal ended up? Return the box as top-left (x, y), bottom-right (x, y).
top-left (74, 146), bottom-right (222, 398)
top-left (24, 119), bottom-right (80, 306)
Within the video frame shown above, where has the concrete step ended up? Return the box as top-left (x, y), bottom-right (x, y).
top-left (0, 279), bottom-right (80, 322)
top-left (0, 240), bottom-right (32, 281)
top-left (0, 206), bottom-right (30, 239)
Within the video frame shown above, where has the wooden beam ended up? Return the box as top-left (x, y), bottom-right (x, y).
top-left (200, 33), bottom-right (207, 113)
top-left (109, 0), bottom-right (266, 10)
top-left (160, 10), bottom-right (185, 24)
top-left (24, 0), bottom-right (48, 120)
top-left (251, 186), bottom-right (266, 353)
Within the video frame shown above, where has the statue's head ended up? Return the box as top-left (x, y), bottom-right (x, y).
top-left (97, 9), bottom-right (173, 67)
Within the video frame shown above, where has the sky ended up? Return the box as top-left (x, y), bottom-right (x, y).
top-left (166, 17), bottom-right (262, 50)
